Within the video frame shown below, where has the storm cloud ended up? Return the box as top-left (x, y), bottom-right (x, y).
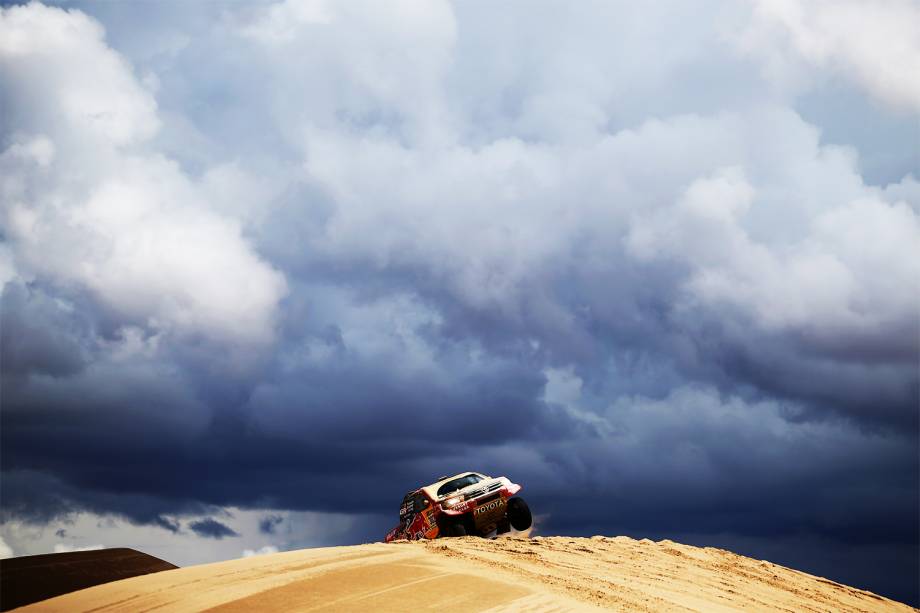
top-left (188, 518), bottom-right (240, 540)
top-left (1, 0), bottom-right (918, 605)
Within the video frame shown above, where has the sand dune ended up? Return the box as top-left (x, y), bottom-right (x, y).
top-left (15, 536), bottom-right (915, 612)
top-left (0, 548), bottom-right (177, 612)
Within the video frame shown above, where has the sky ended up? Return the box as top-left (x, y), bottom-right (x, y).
top-left (0, 0), bottom-right (918, 605)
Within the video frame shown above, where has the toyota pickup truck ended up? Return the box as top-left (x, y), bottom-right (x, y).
top-left (384, 472), bottom-right (532, 542)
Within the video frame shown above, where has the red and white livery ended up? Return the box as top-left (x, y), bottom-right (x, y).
top-left (385, 472), bottom-right (533, 542)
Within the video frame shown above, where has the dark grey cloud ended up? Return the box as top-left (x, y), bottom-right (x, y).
top-left (0, 283), bottom-right (88, 378)
top-left (154, 517), bottom-right (181, 534)
top-left (1, 0), bottom-right (917, 607)
top-left (259, 515), bottom-right (283, 535)
top-left (188, 518), bottom-right (240, 540)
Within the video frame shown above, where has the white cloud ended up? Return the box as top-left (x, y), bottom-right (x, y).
top-left (627, 163), bottom-right (920, 354)
top-left (236, 0), bottom-right (458, 147)
top-left (543, 366), bottom-right (612, 434)
top-left (4, 135), bottom-right (54, 167)
top-left (0, 3), bottom-right (287, 348)
top-left (239, 0), bottom-right (333, 42)
top-left (295, 102), bottom-right (917, 368)
top-left (242, 545), bottom-right (279, 557)
top-left (0, 2), bottom-right (159, 147)
top-left (0, 535), bottom-right (13, 558)
top-left (53, 543), bottom-right (104, 553)
top-left (742, 0), bottom-right (920, 113)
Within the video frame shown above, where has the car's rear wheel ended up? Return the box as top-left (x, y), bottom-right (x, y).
top-left (508, 497), bottom-right (532, 531)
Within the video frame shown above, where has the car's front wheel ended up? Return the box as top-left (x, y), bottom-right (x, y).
top-left (507, 497), bottom-right (532, 531)
top-left (447, 522), bottom-right (467, 537)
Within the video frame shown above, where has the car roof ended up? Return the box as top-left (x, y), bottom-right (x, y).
top-left (420, 471), bottom-right (489, 500)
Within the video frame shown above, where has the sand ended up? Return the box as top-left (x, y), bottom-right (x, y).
top-left (14, 536), bottom-right (916, 612)
top-left (0, 548), bottom-right (177, 611)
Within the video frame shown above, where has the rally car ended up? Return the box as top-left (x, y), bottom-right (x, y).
top-left (384, 472), bottom-right (532, 542)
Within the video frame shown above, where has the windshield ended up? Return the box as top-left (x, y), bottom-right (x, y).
top-left (437, 474), bottom-right (482, 497)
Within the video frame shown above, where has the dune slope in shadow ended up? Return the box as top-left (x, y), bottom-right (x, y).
top-left (0, 548), bottom-right (177, 611)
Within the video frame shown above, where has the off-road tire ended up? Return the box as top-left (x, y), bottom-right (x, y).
top-left (447, 522), bottom-right (467, 537)
top-left (508, 497), bottom-right (532, 531)
top-left (496, 518), bottom-right (511, 535)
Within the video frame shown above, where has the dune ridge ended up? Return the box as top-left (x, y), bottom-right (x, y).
top-left (0, 548), bottom-right (177, 611)
top-left (17, 536), bottom-right (916, 612)
top-left (420, 535), bottom-right (914, 612)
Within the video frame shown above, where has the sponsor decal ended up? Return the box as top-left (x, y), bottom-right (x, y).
top-left (475, 499), bottom-right (503, 515)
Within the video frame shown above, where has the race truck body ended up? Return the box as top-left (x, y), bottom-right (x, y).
top-left (384, 472), bottom-right (532, 542)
